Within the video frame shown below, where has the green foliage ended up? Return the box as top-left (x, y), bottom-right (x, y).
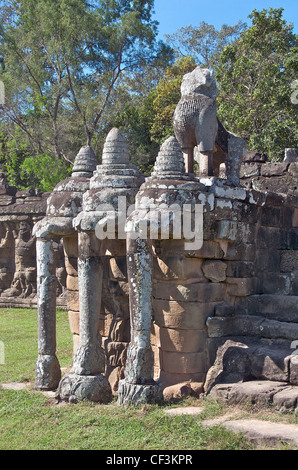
top-left (0, 0), bottom-right (171, 189)
top-left (20, 154), bottom-right (71, 192)
top-left (113, 57), bottom-right (196, 174)
top-left (214, 8), bottom-right (298, 160)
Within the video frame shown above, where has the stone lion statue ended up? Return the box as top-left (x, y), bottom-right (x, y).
top-left (173, 66), bottom-right (246, 186)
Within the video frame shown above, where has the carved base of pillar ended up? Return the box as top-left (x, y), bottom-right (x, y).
top-left (35, 354), bottom-right (61, 391)
top-left (118, 379), bottom-right (163, 406)
top-left (56, 373), bottom-right (112, 404)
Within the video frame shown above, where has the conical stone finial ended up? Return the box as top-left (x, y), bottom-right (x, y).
top-left (88, 128), bottom-right (144, 191)
top-left (101, 128), bottom-right (130, 166)
top-left (72, 145), bottom-right (98, 178)
top-left (151, 136), bottom-right (186, 179)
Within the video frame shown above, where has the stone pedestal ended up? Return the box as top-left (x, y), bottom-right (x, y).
top-left (118, 379), bottom-right (162, 406)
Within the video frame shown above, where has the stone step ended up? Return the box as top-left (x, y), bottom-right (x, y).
top-left (208, 380), bottom-right (298, 412)
top-left (202, 417), bottom-right (298, 449)
top-left (207, 314), bottom-right (298, 342)
top-left (242, 295), bottom-right (298, 322)
top-left (205, 338), bottom-right (298, 389)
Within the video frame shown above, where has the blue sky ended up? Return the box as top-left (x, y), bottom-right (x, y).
top-left (153, 0), bottom-right (298, 38)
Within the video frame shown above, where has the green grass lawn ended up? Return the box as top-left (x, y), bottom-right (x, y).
top-left (0, 308), bottom-right (254, 450)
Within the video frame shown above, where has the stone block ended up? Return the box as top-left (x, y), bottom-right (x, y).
top-left (261, 206), bottom-right (281, 227)
top-left (66, 274), bottom-right (78, 291)
top-left (154, 256), bottom-right (204, 280)
top-left (244, 295), bottom-right (298, 322)
top-left (186, 240), bottom-right (224, 259)
top-left (159, 370), bottom-right (206, 387)
top-left (259, 272), bottom-right (291, 295)
top-left (265, 191), bottom-right (287, 207)
top-left (273, 387), bottom-right (298, 411)
top-left (255, 249), bottom-right (280, 272)
top-left (161, 350), bottom-right (207, 374)
top-left (248, 189), bottom-right (267, 206)
top-left (226, 381), bottom-right (288, 405)
top-left (211, 185), bottom-right (247, 201)
top-left (213, 198), bottom-right (233, 220)
top-left (226, 277), bottom-right (260, 297)
top-left (226, 261), bottom-right (255, 277)
top-left (153, 239), bottom-right (187, 257)
top-left (207, 315), bottom-right (262, 338)
top-left (202, 260), bottom-right (227, 282)
top-left (261, 162), bottom-right (289, 177)
top-left (217, 220), bottom-right (256, 243)
top-left (291, 272), bottom-right (298, 295)
top-left (289, 162), bottom-right (298, 176)
top-left (256, 226), bottom-right (285, 250)
top-left (214, 302), bottom-right (235, 317)
top-left (159, 327), bottom-right (206, 353)
top-left (280, 251), bottom-right (298, 273)
top-left (232, 201), bottom-right (259, 224)
top-left (162, 381), bottom-right (204, 401)
top-left (68, 310), bottom-right (80, 334)
top-left (64, 256), bottom-right (78, 276)
top-left (0, 195), bottom-right (14, 206)
top-left (224, 242), bottom-right (256, 261)
top-left (240, 163), bottom-right (261, 179)
top-left (153, 281), bottom-right (225, 302)
top-left (153, 299), bottom-right (216, 330)
top-left (67, 289), bottom-right (79, 311)
top-left (207, 315), bottom-right (298, 342)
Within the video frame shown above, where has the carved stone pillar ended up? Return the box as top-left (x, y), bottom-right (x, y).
top-left (35, 238), bottom-right (60, 390)
top-left (118, 234), bottom-right (162, 405)
top-left (73, 231), bottom-right (105, 376)
top-left (34, 144), bottom-right (97, 395)
top-left (57, 230), bottom-right (112, 403)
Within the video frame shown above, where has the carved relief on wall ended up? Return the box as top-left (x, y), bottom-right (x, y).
top-left (0, 219), bottom-right (66, 305)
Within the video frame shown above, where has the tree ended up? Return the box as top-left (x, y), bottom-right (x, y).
top-left (113, 56), bottom-right (196, 174)
top-left (0, 0), bottom-right (172, 189)
top-left (165, 20), bottom-right (247, 69)
top-left (214, 8), bottom-right (298, 160)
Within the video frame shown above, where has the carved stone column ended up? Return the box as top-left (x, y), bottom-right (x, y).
top-left (34, 144), bottom-right (97, 393)
top-left (73, 231), bottom-right (105, 376)
top-left (57, 230), bottom-right (112, 403)
top-left (35, 238), bottom-right (60, 390)
top-left (67, 128), bottom-right (144, 403)
top-left (118, 235), bottom-right (161, 405)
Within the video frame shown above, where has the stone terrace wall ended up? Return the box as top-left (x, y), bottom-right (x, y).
top-left (240, 157), bottom-right (298, 196)
top-left (146, 180), bottom-right (298, 389)
top-left (0, 177), bottom-right (66, 308)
